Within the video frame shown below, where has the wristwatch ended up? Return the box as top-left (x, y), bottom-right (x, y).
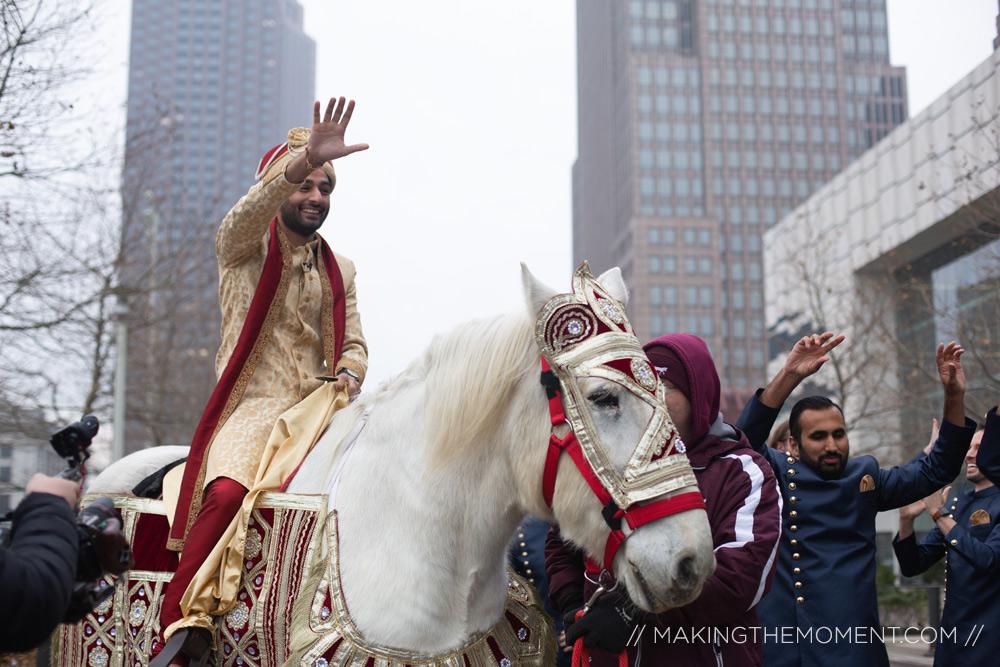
top-left (336, 367), bottom-right (360, 382)
top-left (931, 508), bottom-right (952, 522)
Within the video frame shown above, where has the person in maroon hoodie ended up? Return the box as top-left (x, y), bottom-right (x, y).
top-left (545, 333), bottom-right (782, 666)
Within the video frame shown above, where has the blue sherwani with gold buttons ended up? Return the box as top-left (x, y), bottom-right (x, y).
top-left (736, 392), bottom-right (975, 667)
top-left (892, 416), bottom-right (1000, 666)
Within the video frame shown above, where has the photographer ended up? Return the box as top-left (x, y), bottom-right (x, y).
top-left (0, 473), bottom-right (80, 652)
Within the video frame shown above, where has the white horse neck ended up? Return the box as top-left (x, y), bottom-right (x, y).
top-left (298, 314), bottom-right (548, 653)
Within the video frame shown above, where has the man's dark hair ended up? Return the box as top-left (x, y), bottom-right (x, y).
top-left (789, 396), bottom-right (845, 442)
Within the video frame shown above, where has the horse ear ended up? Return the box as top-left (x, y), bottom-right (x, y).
top-left (596, 267), bottom-right (629, 307)
top-left (521, 263), bottom-right (558, 317)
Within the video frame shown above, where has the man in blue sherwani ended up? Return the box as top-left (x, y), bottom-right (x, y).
top-left (735, 335), bottom-right (976, 667)
top-left (893, 418), bottom-right (1000, 666)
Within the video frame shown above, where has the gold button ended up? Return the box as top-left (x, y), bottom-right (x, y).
top-left (793, 567), bottom-right (801, 575)
top-left (787, 457), bottom-right (795, 464)
top-left (519, 542), bottom-right (526, 547)
top-left (793, 553), bottom-right (800, 560)
top-left (518, 533), bottom-right (524, 538)
top-left (796, 597), bottom-right (804, 604)
top-left (789, 510), bottom-right (798, 518)
top-left (790, 539), bottom-right (798, 546)
top-left (521, 551), bottom-right (528, 557)
top-left (788, 482), bottom-right (797, 490)
top-left (790, 525), bottom-right (798, 532)
top-left (788, 469), bottom-right (796, 477)
top-left (526, 569), bottom-right (532, 575)
top-left (790, 496), bottom-right (798, 504)
top-left (950, 506), bottom-right (956, 511)
top-left (950, 539), bottom-right (958, 546)
top-left (795, 582), bottom-right (803, 589)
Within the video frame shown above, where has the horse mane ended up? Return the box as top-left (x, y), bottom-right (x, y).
top-left (411, 312), bottom-right (540, 466)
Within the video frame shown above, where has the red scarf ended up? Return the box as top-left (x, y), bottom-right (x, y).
top-left (168, 219), bottom-right (345, 550)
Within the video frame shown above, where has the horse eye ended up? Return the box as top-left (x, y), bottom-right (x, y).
top-left (589, 389), bottom-right (619, 410)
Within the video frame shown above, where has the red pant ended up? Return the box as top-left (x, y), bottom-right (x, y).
top-left (159, 477), bottom-right (248, 631)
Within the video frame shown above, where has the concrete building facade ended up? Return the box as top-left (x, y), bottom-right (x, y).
top-left (764, 48), bottom-right (1000, 457)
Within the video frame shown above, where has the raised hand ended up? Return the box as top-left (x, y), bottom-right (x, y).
top-left (935, 342), bottom-right (966, 396)
top-left (307, 97), bottom-right (369, 164)
top-left (783, 332), bottom-right (845, 380)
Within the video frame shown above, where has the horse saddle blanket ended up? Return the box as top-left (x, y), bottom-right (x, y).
top-left (53, 494), bottom-right (554, 667)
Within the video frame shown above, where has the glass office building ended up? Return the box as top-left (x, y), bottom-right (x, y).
top-left (572, 0), bottom-right (908, 391)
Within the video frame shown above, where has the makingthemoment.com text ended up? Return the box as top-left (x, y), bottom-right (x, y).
top-left (627, 625), bottom-right (985, 647)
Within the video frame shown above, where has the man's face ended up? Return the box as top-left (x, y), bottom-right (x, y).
top-left (966, 429), bottom-right (987, 484)
top-left (278, 168), bottom-right (332, 238)
top-left (662, 381), bottom-right (694, 446)
top-left (791, 406), bottom-right (849, 480)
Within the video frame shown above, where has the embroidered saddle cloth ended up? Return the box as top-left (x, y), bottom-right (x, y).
top-left (54, 495), bottom-right (554, 667)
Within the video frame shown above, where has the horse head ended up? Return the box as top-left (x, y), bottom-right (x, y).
top-left (519, 263), bottom-right (715, 612)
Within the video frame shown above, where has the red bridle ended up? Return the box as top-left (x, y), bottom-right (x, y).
top-left (540, 357), bottom-right (706, 567)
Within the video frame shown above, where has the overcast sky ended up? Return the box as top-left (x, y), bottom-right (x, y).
top-left (99, 0), bottom-right (999, 388)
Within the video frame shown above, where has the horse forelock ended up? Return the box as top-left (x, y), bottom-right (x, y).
top-left (423, 313), bottom-right (539, 467)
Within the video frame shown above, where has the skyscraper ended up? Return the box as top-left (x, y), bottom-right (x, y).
top-left (573, 0), bottom-right (907, 391)
top-left (121, 0), bottom-right (315, 452)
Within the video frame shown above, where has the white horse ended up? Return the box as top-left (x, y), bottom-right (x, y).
top-left (91, 265), bottom-right (715, 660)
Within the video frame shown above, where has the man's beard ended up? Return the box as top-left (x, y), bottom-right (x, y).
top-left (279, 200), bottom-right (328, 237)
top-left (801, 449), bottom-right (848, 480)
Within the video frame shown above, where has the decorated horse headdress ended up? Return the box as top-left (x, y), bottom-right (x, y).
top-left (536, 263), bottom-right (703, 566)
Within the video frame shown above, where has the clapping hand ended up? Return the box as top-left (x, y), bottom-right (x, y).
top-left (921, 485), bottom-right (952, 516)
top-left (898, 499), bottom-right (925, 521)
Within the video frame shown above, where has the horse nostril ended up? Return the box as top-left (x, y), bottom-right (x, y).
top-left (674, 554), bottom-right (699, 591)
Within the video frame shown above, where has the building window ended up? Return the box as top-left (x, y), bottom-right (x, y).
top-left (658, 177), bottom-right (672, 197)
top-left (640, 149), bottom-right (655, 170)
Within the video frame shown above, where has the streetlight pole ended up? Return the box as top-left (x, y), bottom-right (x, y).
top-left (113, 296), bottom-right (128, 461)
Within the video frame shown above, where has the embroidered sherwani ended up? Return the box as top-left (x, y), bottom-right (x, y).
top-left (160, 137), bottom-right (367, 639)
top-left (207, 168), bottom-right (367, 489)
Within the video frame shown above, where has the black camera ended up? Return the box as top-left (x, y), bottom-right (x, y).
top-left (45, 415), bottom-right (135, 622)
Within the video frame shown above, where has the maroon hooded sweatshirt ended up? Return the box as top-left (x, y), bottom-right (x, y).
top-left (546, 334), bottom-right (781, 666)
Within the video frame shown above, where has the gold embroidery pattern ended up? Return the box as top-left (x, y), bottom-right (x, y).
top-left (317, 248), bottom-right (338, 371)
top-left (971, 509), bottom-right (991, 526)
top-left (56, 494), bottom-right (329, 667)
top-left (859, 474), bottom-right (875, 493)
top-left (54, 496), bottom-right (174, 667)
top-left (285, 511), bottom-right (554, 667)
top-left (535, 263), bottom-right (696, 508)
